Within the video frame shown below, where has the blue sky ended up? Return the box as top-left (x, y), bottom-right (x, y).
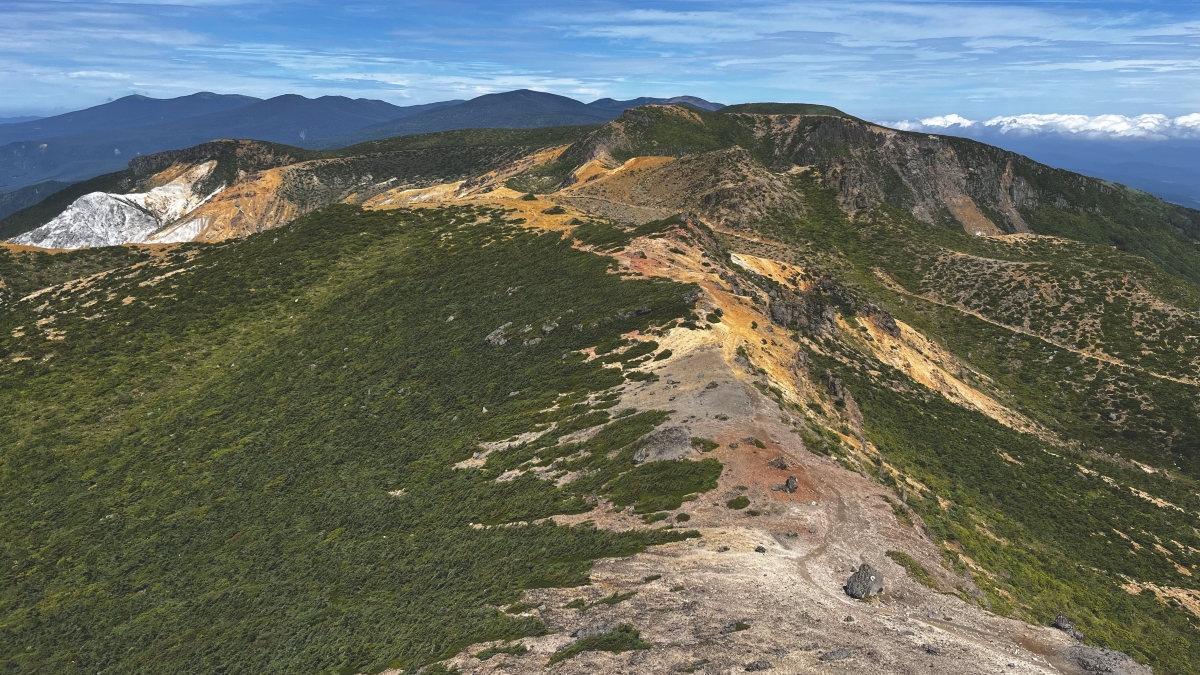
top-left (2, 0), bottom-right (1199, 122)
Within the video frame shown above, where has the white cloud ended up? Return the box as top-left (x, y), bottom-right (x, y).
top-left (1175, 113), bottom-right (1200, 130)
top-left (883, 112), bottom-right (1200, 139)
top-left (983, 113), bottom-right (1177, 138)
top-left (919, 114), bottom-right (976, 128)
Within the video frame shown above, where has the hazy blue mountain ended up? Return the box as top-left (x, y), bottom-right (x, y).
top-left (0, 93), bottom-right (260, 146)
top-left (0, 181), bottom-right (70, 221)
top-left (0, 95), bottom-right (455, 193)
top-left (587, 95), bottom-right (725, 113)
top-left (0, 116), bottom-right (42, 125)
top-left (307, 90), bottom-right (724, 149)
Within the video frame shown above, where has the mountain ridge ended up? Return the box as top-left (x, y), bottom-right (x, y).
top-left (0, 95), bottom-right (457, 194)
top-left (303, 89), bottom-right (726, 149)
top-left (3, 102), bottom-right (1200, 673)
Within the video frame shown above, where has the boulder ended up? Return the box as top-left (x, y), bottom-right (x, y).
top-left (844, 563), bottom-right (884, 599)
top-left (767, 456), bottom-right (788, 470)
top-left (632, 426), bottom-right (693, 464)
top-left (1053, 613), bottom-right (1086, 642)
top-left (744, 661), bottom-right (772, 671)
top-left (1065, 646), bottom-right (1152, 675)
top-left (784, 475), bottom-right (799, 493)
top-left (484, 322), bottom-right (512, 347)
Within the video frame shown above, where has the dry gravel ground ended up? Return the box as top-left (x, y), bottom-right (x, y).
top-left (427, 343), bottom-right (1113, 675)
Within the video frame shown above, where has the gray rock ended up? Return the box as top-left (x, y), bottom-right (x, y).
top-left (844, 563), bottom-right (884, 599)
top-left (1053, 613), bottom-right (1086, 642)
top-left (784, 475), bottom-right (798, 493)
top-left (571, 623), bottom-right (616, 639)
top-left (1066, 646), bottom-right (1152, 675)
top-left (542, 322), bottom-right (558, 335)
top-left (744, 661), bottom-right (772, 671)
top-left (705, 381), bottom-right (720, 389)
top-left (819, 648), bottom-right (853, 662)
top-left (633, 426), bottom-right (693, 464)
top-left (767, 456), bottom-right (788, 470)
top-left (485, 322), bottom-right (513, 347)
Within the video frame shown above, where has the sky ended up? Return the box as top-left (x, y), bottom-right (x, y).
top-left (1, 0), bottom-right (1199, 125)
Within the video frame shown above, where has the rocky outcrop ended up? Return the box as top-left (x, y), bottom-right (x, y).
top-left (1065, 646), bottom-right (1152, 675)
top-left (11, 161), bottom-right (220, 249)
top-left (844, 564), bottom-right (884, 599)
top-left (1053, 613), bottom-right (1086, 642)
top-left (632, 427), bottom-right (692, 464)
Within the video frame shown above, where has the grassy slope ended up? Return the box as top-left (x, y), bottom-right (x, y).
top-left (739, 172), bottom-right (1200, 673)
top-left (0, 204), bottom-right (713, 674)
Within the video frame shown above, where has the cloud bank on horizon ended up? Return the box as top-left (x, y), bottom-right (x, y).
top-left (1, 0), bottom-right (1198, 122)
top-left (886, 112), bottom-right (1200, 140)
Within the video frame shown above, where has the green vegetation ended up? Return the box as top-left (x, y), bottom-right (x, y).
top-left (690, 437), bottom-right (719, 452)
top-left (571, 214), bottom-right (684, 252)
top-left (607, 459), bottom-right (722, 513)
top-left (0, 245), bottom-right (149, 299)
top-left (643, 574), bottom-right (662, 582)
top-left (886, 551), bottom-right (939, 591)
top-left (476, 643), bottom-right (528, 660)
top-left (726, 496), bottom-right (751, 510)
top-left (0, 204), bottom-right (712, 674)
top-left (654, 348), bottom-right (673, 361)
top-left (625, 370), bottom-right (658, 382)
top-left (592, 591), bottom-right (637, 607)
top-left (336, 125), bottom-right (596, 154)
top-left (547, 624), bottom-right (650, 665)
top-left (719, 102), bottom-right (852, 117)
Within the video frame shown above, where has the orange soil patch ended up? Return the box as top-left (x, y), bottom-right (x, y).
top-left (566, 155), bottom-right (676, 190)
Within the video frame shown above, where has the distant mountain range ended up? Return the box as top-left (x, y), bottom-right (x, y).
top-left (305, 91), bottom-right (725, 148)
top-left (0, 91), bottom-right (722, 196)
top-left (0, 94), bottom-right (456, 194)
top-left (0, 92), bottom-right (259, 147)
top-left (7, 88), bottom-right (1198, 211)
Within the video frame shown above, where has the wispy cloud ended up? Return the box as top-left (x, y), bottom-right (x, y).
top-left (0, 0), bottom-right (1198, 118)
